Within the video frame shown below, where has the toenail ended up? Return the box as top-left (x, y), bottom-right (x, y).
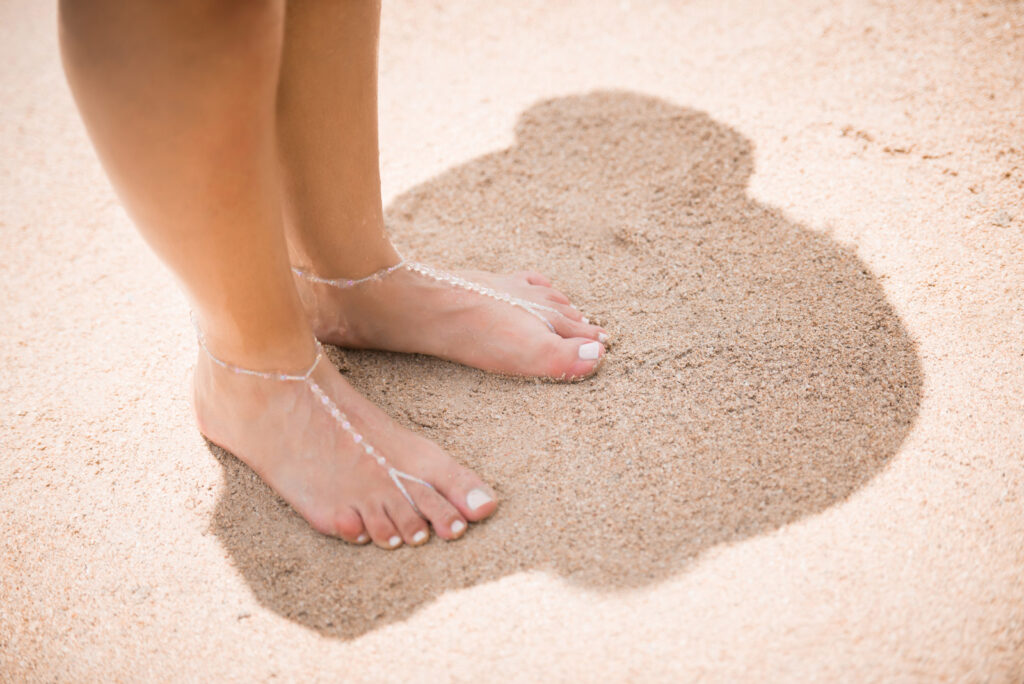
top-left (466, 489), bottom-right (493, 511)
top-left (450, 520), bottom-right (466, 536)
top-left (598, 332), bottom-right (610, 343)
top-left (412, 530), bottom-right (428, 545)
top-left (356, 533), bottom-right (368, 544)
top-left (582, 316), bottom-right (590, 324)
top-left (578, 341), bottom-right (601, 360)
top-left (388, 535), bottom-right (401, 548)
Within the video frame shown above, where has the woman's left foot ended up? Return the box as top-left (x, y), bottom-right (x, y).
top-left (294, 262), bottom-right (610, 380)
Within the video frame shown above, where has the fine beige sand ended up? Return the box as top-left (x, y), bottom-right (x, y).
top-left (2, 1), bottom-right (1023, 681)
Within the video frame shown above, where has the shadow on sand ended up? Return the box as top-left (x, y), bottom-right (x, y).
top-left (208, 91), bottom-right (922, 639)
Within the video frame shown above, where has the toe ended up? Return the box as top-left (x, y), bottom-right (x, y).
top-left (333, 506), bottom-right (370, 545)
top-left (360, 503), bottom-right (404, 549)
top-left (532, 335), bottom-right (606, 380)
top-left (442, 479), bottom-right (497, 524)
top-left (545, 301), bottom-right (585, 323)
top-left (518, 270), bottom-right (552, 287)
top-left (533, 285), bottom-right (571, 305)
top-left (384, 495), bottom-right (431, 546)
top-left (415, 456), bottom-right (498, 524)
top-left (549, 311), bottom-right (610, 343)
top-left (404, 480), bottom-right (469, 541)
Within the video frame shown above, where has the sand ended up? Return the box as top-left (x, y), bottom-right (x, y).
top-left (2, 1), bottom-right (1023, 681)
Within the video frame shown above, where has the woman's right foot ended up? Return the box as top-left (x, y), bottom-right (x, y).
top-left (192, 345), bottom-right (498, 548)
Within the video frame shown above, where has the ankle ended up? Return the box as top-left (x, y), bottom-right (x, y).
top-left (194, 314), bottom-right (319, 375)
top-left (288, 227), bottom-right (401, 280)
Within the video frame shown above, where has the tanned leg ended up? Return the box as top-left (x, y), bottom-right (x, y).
top-left (278, 1), bottom-right (609, 380)
top-left (60, 0), bottom-right (497, 548)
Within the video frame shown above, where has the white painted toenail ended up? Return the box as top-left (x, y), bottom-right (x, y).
top-left (598, 332), bottom-right (609, 343)
top-left (412, 530), bottom-right (428, 544)
top-left (388, 535), bottom-right (401, 547)
top-left (578, 341), bottom-right (601, 360)
top-left (450, 520), bottom-right (466, 536)
top-left (582, 316), bottom-right (590, 324)
top-left (356, 534), bottom-right (368, 544)
top-left (466, 489), bottom-right (493, 511)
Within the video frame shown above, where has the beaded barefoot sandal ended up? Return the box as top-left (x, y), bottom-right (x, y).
top-left (292, 257), bottom-right (571, 334)
top-left (194, 323), bottom-right (435, 516)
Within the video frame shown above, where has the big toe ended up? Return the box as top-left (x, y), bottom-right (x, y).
top-left (417, 457), bottom-right (499, 523)
top-left (531, 336), bottom-right (606, 380)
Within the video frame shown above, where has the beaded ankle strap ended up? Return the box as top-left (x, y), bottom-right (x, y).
top-left (193, 320), bottom-right (435, 517)
top-left (292, 257), bottom-right (564, 333)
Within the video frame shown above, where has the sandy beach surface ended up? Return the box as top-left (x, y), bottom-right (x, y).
top-left (2, 1), bottom-right (1023, 681)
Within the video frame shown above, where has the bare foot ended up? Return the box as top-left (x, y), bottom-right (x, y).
top-left (294, 262), bottom-right (610, 380)
top-left (193, 347), bottom-right (498, 547)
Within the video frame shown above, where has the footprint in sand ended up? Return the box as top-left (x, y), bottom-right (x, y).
top-left (207, 91), bottom-right (922, 639)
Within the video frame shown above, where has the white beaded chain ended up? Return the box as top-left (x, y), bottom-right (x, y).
top-left (193, 318), bottom-right (435, 515)
top-left (292, 258), bottom-right (564, 333)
